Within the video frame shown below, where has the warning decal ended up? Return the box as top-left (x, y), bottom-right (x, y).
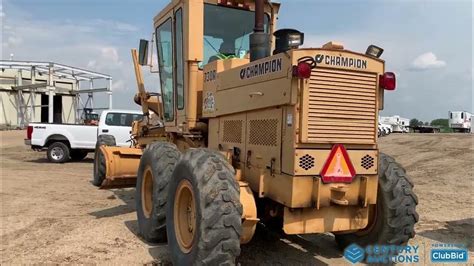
top-left (320, 144), bottom-right (356, 183)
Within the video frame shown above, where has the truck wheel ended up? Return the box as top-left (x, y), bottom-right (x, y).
top-left (92, 135), bottom-right (116, 187)
top-left (47, 142), bottom-right (70, 163)
top-left (166, 149), bottom-right (242, 265)
top-left (136, 142), bottom-right (180, 243)
top-left (335, 153), bottom-right (419, 249)
top-left (70, 150), bottom-right (88, 161)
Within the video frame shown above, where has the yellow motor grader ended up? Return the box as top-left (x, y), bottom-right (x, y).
top-left (93, 0), bottom-right (419, 264)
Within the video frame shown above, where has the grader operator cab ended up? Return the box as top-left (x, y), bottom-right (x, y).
top-left (93, 0), bottom-right (418, 264)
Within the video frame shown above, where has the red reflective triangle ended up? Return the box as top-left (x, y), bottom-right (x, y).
top-left (320, 144), bottom-right (356, 183)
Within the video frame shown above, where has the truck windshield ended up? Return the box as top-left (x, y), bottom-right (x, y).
top-left (203, 4), bottom-right (269, 65)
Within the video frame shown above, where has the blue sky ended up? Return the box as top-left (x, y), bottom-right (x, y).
top-left (1, 0), bottom-right (472, 121)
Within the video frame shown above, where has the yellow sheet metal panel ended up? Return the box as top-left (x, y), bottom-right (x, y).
top-left (101, 146), bottom-right (142, 180)
top-left (207, 117), bottom-right (219, 150)
top-left (245, 107), bottom-right (282, 173)
top-left (262, 174), bottom-right (314, 207)
top-left (290, 149), bottom-right (378, 176)
top-left (283, 205), bottom-right (369, 234)
top-left (214, 77), bottom-right (292, 117)
top-left (291, 49), bottom-right (384, 73)
top-left (217, 53), bottom-right (290, 90)
top-left (202, 58), bottom-right (249, 118)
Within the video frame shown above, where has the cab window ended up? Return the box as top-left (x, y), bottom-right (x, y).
top-left (175, 9), bottom-right (184, 110)
top-left (156, 18), bottom-right (174, 122)
top-left (105, 113), bottom-right (143, 127)
top-left (203, 4), bottom-right (270, 65)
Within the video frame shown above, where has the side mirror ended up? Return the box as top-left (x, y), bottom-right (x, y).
top-left (138, 39), bottom-right (149, 66)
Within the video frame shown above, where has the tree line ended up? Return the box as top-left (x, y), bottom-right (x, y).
top-left (409, 118), bottom-right (451, 132)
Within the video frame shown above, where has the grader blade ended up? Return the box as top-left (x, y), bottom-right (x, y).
top-left (99, 146), bottom-right (142, 189)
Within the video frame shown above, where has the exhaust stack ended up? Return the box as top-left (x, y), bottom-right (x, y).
top-left (249, 0), bottom-right (270, 61)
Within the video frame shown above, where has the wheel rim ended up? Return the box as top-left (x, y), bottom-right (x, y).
top-left (174, 179), bottom-right (196, 253)
top-left (141, 166), bottom-right (153, 218)
top-left (51, 147), bottom-right (64, 161)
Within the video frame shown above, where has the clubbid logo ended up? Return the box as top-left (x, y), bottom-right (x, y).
top-left (344, 244), bottom-right (365, 264)
top-left (430, 243), bottom-right (468, 263)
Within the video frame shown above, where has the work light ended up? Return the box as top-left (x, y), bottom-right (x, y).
top-left (273, 29), bottom-right (304, 54)
top-left (365, 45), bottom-right (384, 58)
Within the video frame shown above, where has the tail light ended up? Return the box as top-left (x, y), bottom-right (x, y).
top-left (292, 62), bottom-right (312, 79)
top-left (380, 72), bottom-right (396, 90)
top-left (27, 126), bottom-right (33, 139)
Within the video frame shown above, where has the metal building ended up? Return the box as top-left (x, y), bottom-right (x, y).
top-left (0, 60), bottom-right (112, 129)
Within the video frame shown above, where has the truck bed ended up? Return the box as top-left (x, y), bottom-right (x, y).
top-left (29, 123), bottom-right (98, 150)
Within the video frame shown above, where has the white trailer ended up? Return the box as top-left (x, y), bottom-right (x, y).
top-left (449, 111), bottom-right (472, 133)
top-left (379, 115), bottom-right (409, 133)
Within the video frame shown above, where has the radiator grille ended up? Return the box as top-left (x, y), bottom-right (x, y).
top-left (222, 120), bottom-right (243, 143)
top-left (249, 119), bottom-right (278, 146)
top-left (305, 68), bottom-right (377, 143)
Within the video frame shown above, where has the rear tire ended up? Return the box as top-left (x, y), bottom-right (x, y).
top-left (70, 150), bottom-right (88, 161)
top-left (92, 135), bottom-right (116, 187)
top-left (335, 153), bottom-right (419, 249)
top-left (166, 149), bottom-right (242, 265)
top-left (136, 142), bottom-right (180, 243)
top-left (47, 142), bottom-right (70, 163)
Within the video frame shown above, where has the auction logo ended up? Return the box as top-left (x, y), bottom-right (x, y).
top-left (344, 244), bottom-right (365, 264)
top-left (430, 243), bottom-right (468, 263)
top-left (343, 244), bottom-right (420, 264)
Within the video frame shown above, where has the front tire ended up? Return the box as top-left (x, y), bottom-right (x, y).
top-left (166, 149), bottom-right (242, 265)
top-left (47, 142), bottom-right (70, 163)
top-left (92, 135), bottom-right (116, 187)
top-left (335, 153), bottom-right (419, 249)
top-left (136, 142), bottom-right (180, 243)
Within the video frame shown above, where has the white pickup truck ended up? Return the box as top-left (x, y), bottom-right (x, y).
top-left (25, 109), bottom-right (143, 163)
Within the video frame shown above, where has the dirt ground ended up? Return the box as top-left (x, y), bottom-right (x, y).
top-left (1, 130), bottom-right (473, 265)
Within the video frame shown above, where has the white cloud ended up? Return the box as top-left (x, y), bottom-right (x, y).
top-left (410, 52), bottom-right (446, 70)
top-left (100, 47), bottom-right (121, 65)
top-left (112, 79), bottom-right (126, 91)
top-left (0, 2), bottom-right (4, 18)
top-left (7, 36), bottom-right (22, 45)
top-left (0, 4), bottom-right (148, 97)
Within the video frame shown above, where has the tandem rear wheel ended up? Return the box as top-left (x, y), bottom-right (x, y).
top-left (335, 153), bottom-right (419, 250)
top-left (136, 142), bottom-right (180, 243)
top-left (166, 149), bottom-right (242, 265)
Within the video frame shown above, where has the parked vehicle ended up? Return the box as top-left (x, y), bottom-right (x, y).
top-left (379, 115), bottom-right (409, 133)
top-left (449, 111), bottom-right (472, 133)
top-left (25, 109), bottom-right (143, 163)
top-left (378, 122), bottom-right (392, 136)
